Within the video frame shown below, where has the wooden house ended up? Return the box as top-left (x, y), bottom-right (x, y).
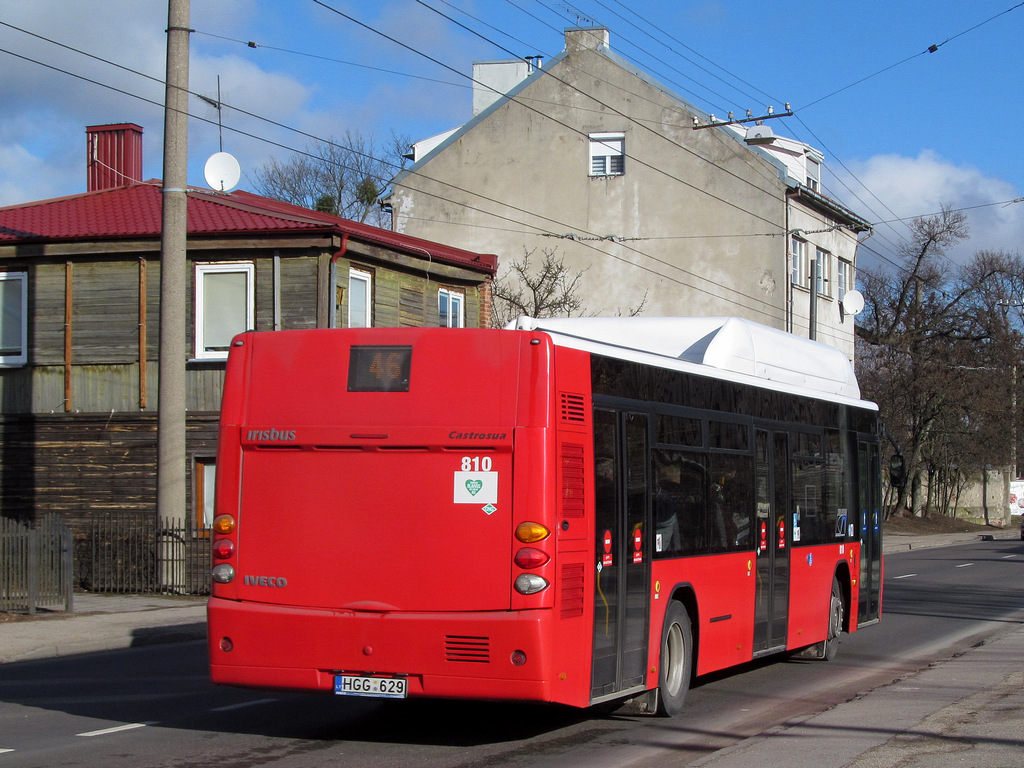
top-left (0, 124), bottom-right (497, 537)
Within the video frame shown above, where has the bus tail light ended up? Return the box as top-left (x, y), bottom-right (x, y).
top-left (514, 547), bottom-right (550, 569)
top-left (516, 521), bottom-right (550, 543)
top-left (213, 514), bottom-right (236, 534)
top-left (212, 538), bottom-right (235, 560)
top-left (514, 574), bottom-right (549, 595)
top-left (212, 563), bottom-right (235, 583)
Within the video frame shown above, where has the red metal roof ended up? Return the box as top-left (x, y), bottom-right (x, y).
top-left (0, 182), bottom-right (497, 275)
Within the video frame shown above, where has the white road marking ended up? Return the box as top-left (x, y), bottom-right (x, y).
top-left (956, 563), bottom-right (974, 568)
top-left (892, 573), bottom-right (916, 579)
top-left (77, 722), bottom-right (151, 737)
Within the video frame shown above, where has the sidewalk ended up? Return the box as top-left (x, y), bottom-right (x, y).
top-left (696, 526), bottom-right (1024, 768)
top-left (0, 593), bottom-right (206, 663)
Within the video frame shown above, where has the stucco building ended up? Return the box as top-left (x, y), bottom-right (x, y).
top-left (388, 27), bottom-right (870, 358)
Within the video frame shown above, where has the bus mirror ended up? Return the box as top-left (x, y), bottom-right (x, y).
top-left (889, 455), bottom-right (907, 490)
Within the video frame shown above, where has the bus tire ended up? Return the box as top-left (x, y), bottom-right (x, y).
top-left (823, 577), bottom-right (843, 661)
top-left (656, 600), bottom-right (693, 717)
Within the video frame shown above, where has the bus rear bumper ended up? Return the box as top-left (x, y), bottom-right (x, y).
top-left (207, 597), bottom-right (585, 705)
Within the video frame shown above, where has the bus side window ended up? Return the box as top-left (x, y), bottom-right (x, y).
top-left (709, 453), bottom-right (754, 552)
top-left (653, 449), bottom-right (706, 556)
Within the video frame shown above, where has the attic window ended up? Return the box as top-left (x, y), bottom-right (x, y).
top-left (806, 157), bottom-right (821, 192)
top-left (589, 133), bottom-right (625, 176)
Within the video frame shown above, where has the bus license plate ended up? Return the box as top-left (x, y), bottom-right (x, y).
top-left (334, 675), bottom-right (408, 699)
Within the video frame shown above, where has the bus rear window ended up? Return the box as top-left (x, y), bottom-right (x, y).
top-left (348, 345), bottom-right (412, 392)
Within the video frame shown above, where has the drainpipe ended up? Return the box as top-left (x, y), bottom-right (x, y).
top-left (328, 233), bottom-right (350, 328)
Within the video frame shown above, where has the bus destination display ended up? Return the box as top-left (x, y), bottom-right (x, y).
top-left (347, 345), bottom-right (412, 392)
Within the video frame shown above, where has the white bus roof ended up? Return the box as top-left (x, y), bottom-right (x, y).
top-left (510, 316), bottom-right (873, 408)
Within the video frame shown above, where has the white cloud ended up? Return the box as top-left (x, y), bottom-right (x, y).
top-left (840, 150), bottom-right (1024, 262)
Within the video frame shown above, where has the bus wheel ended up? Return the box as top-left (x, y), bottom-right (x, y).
top-left (823, 577), bottom-right (843, 661)
top-left (656, 600), bottom-right (693, 717)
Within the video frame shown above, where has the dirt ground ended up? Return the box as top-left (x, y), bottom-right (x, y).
top-left (884, 513), bottom-right (1015, 535)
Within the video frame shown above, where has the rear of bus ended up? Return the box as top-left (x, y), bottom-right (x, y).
top-left (207, 327), bottom-right (594, 706)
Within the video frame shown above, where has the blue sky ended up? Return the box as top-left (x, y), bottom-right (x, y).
top-left (1, 0), bottom-right (1023, 269)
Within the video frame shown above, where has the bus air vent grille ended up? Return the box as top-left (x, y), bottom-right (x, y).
top-left (560, 392), bottom-right (586, 423)
top-left (560, 563), bottom-right (585, 618)
top-left (561, 443), bottom-right (585, 518)
top-left (444, 635), bottom-right (490, 663)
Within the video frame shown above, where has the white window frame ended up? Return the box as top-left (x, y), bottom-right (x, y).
top-left (589, 132), bottom-right (625, 176)
top-left (815, 247), bottom-right (832, 297)
top-left (194, 262), bottom-right (255, 360)
top-left (438, 288), bottom-right (465, 328)
top-left (0, 271), bottom-right (28, 367)
top-left (806, 157), bottom-right (821, 192)
top-left (194, 456), bottom-right (216, 533)
top-left (348, 268), bottom-right (373, 328)
top-left (790, 236), bottom-right (809, 288)
top-left (837, 259), bottom-right (854, 302)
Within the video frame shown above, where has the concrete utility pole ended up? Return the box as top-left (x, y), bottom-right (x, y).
top-left (157, 0), bottom-right (190, 592)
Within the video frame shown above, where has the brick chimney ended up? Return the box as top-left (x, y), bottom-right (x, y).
top-left (86, 123), bottom-right (143, 192)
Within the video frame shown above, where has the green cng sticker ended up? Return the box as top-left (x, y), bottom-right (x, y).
top-left (453, 471), bottom-right (498, 504)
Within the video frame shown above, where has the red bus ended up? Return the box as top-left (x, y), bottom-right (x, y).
top-left (207, 317), bottom-right (881, 715)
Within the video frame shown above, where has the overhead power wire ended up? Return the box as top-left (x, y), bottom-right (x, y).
top-left (193, 29), bottom-right (468, 91)
top-left (802, 1), bottom-right (1024, 110)
top-left (0, 40), bottom-right (788, 321)
top-left (588, 0), bottom-right (776, 110)
top-left (606, 0), bottom-right (780, 106)
top-left (314, 0), bottom-right (785, 227)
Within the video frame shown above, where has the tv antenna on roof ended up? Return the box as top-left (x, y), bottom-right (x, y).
top-left (558, 2), bottom-right (597, 25)
top-left (197, 76), bottom-right (225, 152)
top-left (199, 76), bottom-right (241, 192)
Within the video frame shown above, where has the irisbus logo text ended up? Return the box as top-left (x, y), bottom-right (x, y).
top-left (247, 428), bottom-right (297, 442)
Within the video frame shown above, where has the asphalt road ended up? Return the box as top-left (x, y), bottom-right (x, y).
top-left (1, 537), bottom-right (1021, 768)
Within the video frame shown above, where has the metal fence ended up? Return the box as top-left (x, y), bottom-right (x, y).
top-left (0, 515), bottom-right (74, 614)
top-left (82, 512), bottom-right (211, 596)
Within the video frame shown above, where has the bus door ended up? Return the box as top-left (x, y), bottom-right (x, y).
top-left (753, 429), bottom-right (790, 654)
top-left (857, 440), bottom-right (882, 624)
top-left (591, 409), bottom-right (650, 701)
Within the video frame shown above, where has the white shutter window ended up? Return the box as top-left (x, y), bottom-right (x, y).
top-left (589, 133), bottom-right (625, 176)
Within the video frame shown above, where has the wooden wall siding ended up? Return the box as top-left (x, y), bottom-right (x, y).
top-left (72, 261), bottom-right (139, 364)
top-left (254, 257), bottom-right (274, 333)
top-left (0, 413), bottom-right (218, 529)
top-left (185, 365), bottom-right (226, 412)
top-left (29, 262), bottom-right (67, 366)
top-left (69, 365), bottom-right (142, 412)
top-left (373, 268), bottom-right (400, 327)
top-left (0, 363), bottom-right (225, 415)
top-left (399, 285), bottom-right (425, 327)
top-left (0, 367), bottom-right (35, 413)
top-left (279, 255), bottom-right (319, 330)
top-left (145, 256), bottom-right (161, 361)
